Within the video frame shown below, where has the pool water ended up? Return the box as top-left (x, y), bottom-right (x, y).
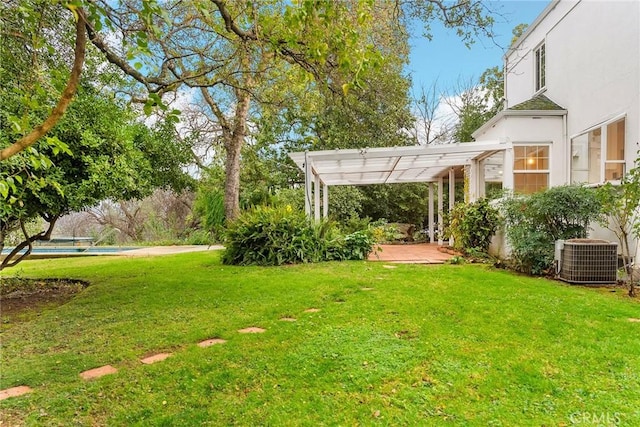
top-left (1, 246), bottom-right (138, 255)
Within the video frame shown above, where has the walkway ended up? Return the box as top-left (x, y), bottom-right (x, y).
top-left (122, 245), bottom-right (224, 257)
top-left (368, 243), bottom-right (455, 264)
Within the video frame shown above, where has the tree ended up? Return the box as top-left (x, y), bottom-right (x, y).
top-left (444, 76), bottom-right (492, 142)
top-left (411, 80), bottom-right (455, 145)
top-left (0, 86), bottom-right (193, 269)
top-left (597, 159), bottom-right (640, 297)
top-left (82, 0), bottom-right (388, 221)
top-left (0, 0), bottom-right (88, 161)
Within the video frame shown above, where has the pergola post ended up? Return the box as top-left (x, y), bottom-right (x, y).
top-left (503, 147), bottom-right (514, 191)
top-left (448, 168), bottom-right (455, 247)
top-left (466, 163), bottom-right (474, 203)
top-left (477, 159), bottom-right (486, 199)
top-left (304, 151), bottom-right (311, 215)
top-left (438, 176), bottom-right (444, 246)
top-left (314, 174), bottom-right (320, 221)
top-left (322, 184), bottom-right (329, 219)
top-left (428, 182), bottom-right (435, 243)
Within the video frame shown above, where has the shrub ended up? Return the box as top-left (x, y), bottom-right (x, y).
top-left (222, 206), bottom-right (375, 266)
top-left (501, 185), bottom-right (602, 275)
top-left (326, 230), bottom-right (376, 261)
top-left (449, 198), bottom-right (500, 254)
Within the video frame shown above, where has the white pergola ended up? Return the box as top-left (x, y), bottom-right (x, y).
top-left (289, 141), bottom-right (510, 244)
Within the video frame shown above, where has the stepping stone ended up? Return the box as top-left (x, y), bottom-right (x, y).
top-left (198, 338), bottom-right (227, 348)
top-left (80, 365), bottom-right (118, 380)
top-left (238, 327), bottom-right (266, 333)
top-left (140, 353), bottom-right (172, 365)
top-left (382, 265), bottom-right (397, 269)
top-left (0, 386), bottom-right (33, 401)
top-left (304, 308), bottom-right (320, 313)
top-left (280, 317), bottom-right (297, 322)
top-left (361, 287), bottom-right (374, 291)
top-left (628, 318), bottom-right (640, 323)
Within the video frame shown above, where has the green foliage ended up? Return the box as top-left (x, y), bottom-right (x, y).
top-left (501, 185), bottom-right (603, 275)
top-left (359, 183), bottom-right (430, 226)
top-left (0, 85), bottom-right (193, 267)
top-left (327, 186), bottom-right (365, 223)
top-left (222, 206), bottom-right (324, 266)
top-left (222, 206), bottom-right (374, 266)
top-left (272, 187), bottom-right (305, 212)
top-left (449, 198), bottom-right (500, 254)
top-left (193, 188), bottom-right (225, 240)
top-left (328, 229), bottom-right (376, 262)
top-left (596, 156), bottom-right (640, 294)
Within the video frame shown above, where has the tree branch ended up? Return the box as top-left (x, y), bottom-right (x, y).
top-left (0, 9), bottom-right (87, 161)
top-left (211, 0), bottom-right (257, 41)
top-left (0, 216), bottom-right (58, 270)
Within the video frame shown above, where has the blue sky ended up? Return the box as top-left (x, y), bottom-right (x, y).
top-left (407, 0), bottom-right (550, 93)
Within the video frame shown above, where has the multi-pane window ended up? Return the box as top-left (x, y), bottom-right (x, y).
top-left (535, 43), bottom-right (546, 92)
top-left (514, 145), bottom-right (549, 194)
top-left (571, 117), bottom-right (625, 184)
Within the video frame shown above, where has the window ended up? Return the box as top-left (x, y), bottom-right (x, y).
top-left (514, 145), bottom-right (549, 194)
top-left (534, 43), bottom-right (546, 92)
top-left (571, 117), bottom-right (625, 184)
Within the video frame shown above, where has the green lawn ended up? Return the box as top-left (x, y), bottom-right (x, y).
top-left (1, 252), bottom-right (639, 425)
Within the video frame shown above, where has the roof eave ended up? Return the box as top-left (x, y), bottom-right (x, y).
top-left (504, 0), bottom-right (561, 60)
top-left (472, 109), bottom-right (568, 139)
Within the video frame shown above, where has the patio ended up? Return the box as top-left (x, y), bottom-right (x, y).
top-left (368, 243), bottom-right (455, 263)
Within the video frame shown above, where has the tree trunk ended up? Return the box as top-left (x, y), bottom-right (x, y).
top-left (223, 89), bottom-right (251, 222)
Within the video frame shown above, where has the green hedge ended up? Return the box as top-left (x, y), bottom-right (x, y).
top-left (501, 185), bottom-right (602, 275)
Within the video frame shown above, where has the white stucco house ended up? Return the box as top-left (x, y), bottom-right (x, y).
top-left (472, 0), bottom-right (639, 257)
top-left (290, 0), bottom-right (639, 257)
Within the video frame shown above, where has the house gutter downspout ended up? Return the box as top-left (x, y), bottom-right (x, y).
top-left (563, 113), bottom-right (569, 183)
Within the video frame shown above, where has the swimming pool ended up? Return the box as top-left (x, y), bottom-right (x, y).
top-left (1, 246), bottom-right (138, 258)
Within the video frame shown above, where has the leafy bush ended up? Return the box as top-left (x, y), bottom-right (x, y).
top-left (326, 230), bottom-right (376, 261)
top-left (501, 185), bottom-right (602, 275)
top-left (449, 198), bottom-right (500, 254)
top-left (328, 186), bottom-right (365, 223)
top-left (222, 206), bottom-right (375, 266)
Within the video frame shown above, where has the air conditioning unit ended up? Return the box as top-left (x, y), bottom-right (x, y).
top-left (556, 239), bottom-right (618, 284)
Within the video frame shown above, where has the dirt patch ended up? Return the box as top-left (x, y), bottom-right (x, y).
top-left (1, 277), bottom-right (89, 324)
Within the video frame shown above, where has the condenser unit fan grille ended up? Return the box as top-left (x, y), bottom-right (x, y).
top-left (559, 240), bottom-right (618, 284)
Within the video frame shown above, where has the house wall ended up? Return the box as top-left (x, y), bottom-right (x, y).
top-left (475, 115), bottom-right (566, 187)
top-left (505, 0), bottom-right (640, 174)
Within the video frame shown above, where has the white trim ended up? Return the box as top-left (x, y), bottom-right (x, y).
top-left (568, 113), bottom-right (628, 140)
top-left (570, 115), bottom-right (627, 185)
top-left (534, 41), bottom-right (547, 93)
top-left (472, 109), bottom-right (566, 140)
top-left (512, 143), bottom-right (552, 193)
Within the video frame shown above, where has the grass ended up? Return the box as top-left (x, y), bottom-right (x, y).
top-left (1, 252), bottom-right (640, 425)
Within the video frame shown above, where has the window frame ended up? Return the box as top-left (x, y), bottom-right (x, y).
top-left (513, 143), bottom-right (551, 194)
top-left (570, 115), bottom-right (626, 185)
top-left (534, 42), bottom-right (546, 93)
